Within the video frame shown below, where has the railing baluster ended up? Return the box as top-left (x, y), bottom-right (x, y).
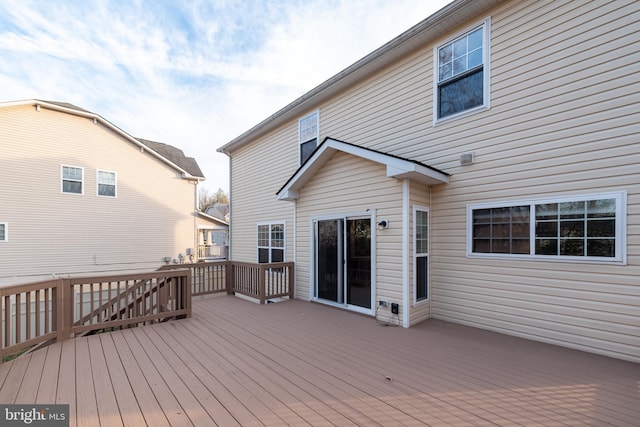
top-left (25, 291), bottom-right (31, 341)
top-left (15, 293), bottom-right (21, 345)
top-left (4, 296), bottom-right (10, 348)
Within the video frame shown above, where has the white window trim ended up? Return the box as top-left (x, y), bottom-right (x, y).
top-left (433, 17), bottom-right (491, 126)
top-left (413, 206), bottom-right (429, 305)
top-left (257, 221), bottom-right (286, 263)
top-left (0, 223), bottom-right (7, 242)
top-left (96, 169), bottom-right (117, 198)
top-left (60, 164), bottom-right (84, 195)
top-left (466, 192), bottom-right (627, 264)
top-left (298, 110), bottom-right (319, 165)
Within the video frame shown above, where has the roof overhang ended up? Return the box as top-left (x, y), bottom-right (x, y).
top-left (197, 211), bottom-right (229, 227)
top-left (218, 0), bottom-right (501, 155)
top-left (276, 138), bottom-right (449, 201)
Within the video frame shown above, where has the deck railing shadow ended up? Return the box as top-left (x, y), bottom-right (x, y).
top-left (1, 261), bottom-right (293, 361)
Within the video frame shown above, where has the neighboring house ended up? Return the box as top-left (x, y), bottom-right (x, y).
top-left (0, 99), bottom-right (206, 286)
top-left (219, 0), bottom-right (640, 363)
top-left (206, 203), bottom-right (230, 223)
top-left (196, 210), bottom-right (229, 260)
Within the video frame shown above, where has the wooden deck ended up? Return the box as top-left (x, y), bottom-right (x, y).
top-left (0, 296), bottom-right (638, 426)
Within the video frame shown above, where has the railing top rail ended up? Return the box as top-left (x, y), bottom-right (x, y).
top-left (231, 261), bottom-right (294, 268)
top-left (0, 278), bottom-right (61, 297)
top-left (65, 269), bottom-right (191, 284)
top-left (157, 261), bottom-right (229, 271)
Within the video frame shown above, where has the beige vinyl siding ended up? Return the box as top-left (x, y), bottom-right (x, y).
top-left (229, 124), bottom-right (297, 262)
top-left (312, 0), bottom-right (639, 361)
top-left (0, 105), bottom-right (196, 286)
top-left (428, 0), bottom-right (640, 362)
top-left (295, 152), bottom-right (404, 318)
top-left (226, 0), bottom-right (639, 361)
top-left (409, 184), bottom-right (432, 325)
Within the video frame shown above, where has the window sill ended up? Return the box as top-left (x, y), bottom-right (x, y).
top-left (466, 253), bottom-right (626, 266)
top-left (433, 104), bottom-right (489, 127)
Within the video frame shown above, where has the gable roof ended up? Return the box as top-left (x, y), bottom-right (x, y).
top-left (218, 0), bottom-right (501, 155)
top-left (197, 210), bottom-right (229, 227)
top-left (136, 138), bottom-right (204, 178)
top-left (0, 99), bottom-right (205, 180)
top-left (276, 138), bottom-right (449, 201)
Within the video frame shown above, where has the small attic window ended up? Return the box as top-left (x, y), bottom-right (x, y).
top-left (299, 111), bottom-right (318, 164)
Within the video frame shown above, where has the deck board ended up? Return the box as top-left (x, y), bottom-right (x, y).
top-left (75, 337), bottom-right (99, 426)
top-left (119, 328), bottom-right (192, 427)
top-left (88, 335), bottom-right (124, 427)
top-left (0, 296), bottom-right (638, 426)
top-left (35, 345), bottom-right (61, 404)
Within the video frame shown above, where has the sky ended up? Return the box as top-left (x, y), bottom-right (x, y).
top-left (0, 0), bottom-right (453, 194)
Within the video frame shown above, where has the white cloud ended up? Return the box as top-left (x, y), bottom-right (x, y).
top-left (0, 0), bottom-right (453, 193)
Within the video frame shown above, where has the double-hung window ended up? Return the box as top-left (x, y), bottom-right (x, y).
top-left (414, 208), bottom-right (429, 303)
top-left (467, 192), bottom-right (626, 263)
top-left (258, 223), bottom-right (285, 263)
top-left (61, 165), bottom-right (83, 194)
top-left (0, 223), bottom-right (7, 242)
top-left (299, 111), bottom-right (318, 165)
top-left (97, 170), bottom-right (117, 197)
top-left (435, 19), bottom-right (490, 122)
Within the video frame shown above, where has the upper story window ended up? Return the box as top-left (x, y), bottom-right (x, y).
top-left (435, 18), bottom-right (490, 122)
top-left (0, 223), bottom-right (7, 242)
top-left (61, 165), bottom-right (83, 194)
top-left (97, 170), bottom-right (117, 197)
top-left (299, 111), bottom-right (318, 165)
top-left (467, 192), bottom-right (626, 263)
top-left (258, 223), bottom-right (285, 263)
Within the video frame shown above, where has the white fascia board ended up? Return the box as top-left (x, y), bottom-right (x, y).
top-left (277, 138), bottom-right (448, 200)
top-left (386, 163), bottom-right (449, 185)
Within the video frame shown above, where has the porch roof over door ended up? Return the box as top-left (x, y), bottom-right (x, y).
top-left (276, 137), bottom-right (450, 201)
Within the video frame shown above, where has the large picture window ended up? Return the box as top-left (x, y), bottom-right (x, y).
top-left (258, 223), bottom-right (285, 263)
top-left (467, 193), bottom-right (626, 263)
top-left (299, 111), bottom-right (318, 165)
top-left (435, 19), bottom-right (490, 121)
top-left (414, 208), bottom-right (429, 303)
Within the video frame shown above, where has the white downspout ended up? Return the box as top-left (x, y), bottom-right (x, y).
top-left (402, 179), bottom-right (410, 328)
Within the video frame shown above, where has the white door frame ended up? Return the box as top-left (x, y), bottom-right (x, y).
top-left (310, 211), bottom-right (376, 316)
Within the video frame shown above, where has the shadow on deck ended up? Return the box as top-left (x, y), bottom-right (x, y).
top-left (0, 295), bottom-right (638, 426)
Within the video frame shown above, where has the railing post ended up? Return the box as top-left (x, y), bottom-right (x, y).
top-left (226, 262), bottom-right (234, 295)
top-left (288, 263), bottom-right (295, 299)
top-left (57, 279), bottom-right (69, 341)
top-left (258, 264), bottom-right (266, 304)
top-left (184, 270), bottom-right (192, 318)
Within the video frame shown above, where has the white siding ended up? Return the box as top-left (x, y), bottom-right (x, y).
top-left (0, 105), bottom-right (197, 285)
top-left (227, 0), bottom-right (640, 361)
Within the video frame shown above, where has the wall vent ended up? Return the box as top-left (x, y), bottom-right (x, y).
top-left (460, 152), bottom-right (475, 165)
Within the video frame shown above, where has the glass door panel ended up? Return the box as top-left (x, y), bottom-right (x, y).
top-left (317, 219), bottom-right (343, 303)
top-left (346, 219), bottom-right (371, 309)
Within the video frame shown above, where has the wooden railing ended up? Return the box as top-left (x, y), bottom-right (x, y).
top-left (1, 261), bottom-right (293, 361)
top-left (1, 269), bottom-right (191, 361)
top-left (0, 279), bottom-right (62, 361)
top-left (160, 261), bottom-right (295, 304)
top-left (197, 245), bottom-right (228, 259)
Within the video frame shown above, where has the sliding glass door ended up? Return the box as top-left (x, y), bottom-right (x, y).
top-left (315, 217), bottom-right (371, 311)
